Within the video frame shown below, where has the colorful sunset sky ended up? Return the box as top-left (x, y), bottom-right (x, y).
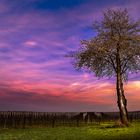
top-left (0, 0), bottom-right (140, 112)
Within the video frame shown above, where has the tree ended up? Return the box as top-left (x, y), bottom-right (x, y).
top-left (74, 9), bottom-right (140, 126)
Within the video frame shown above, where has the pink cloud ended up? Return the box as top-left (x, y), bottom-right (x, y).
top-left (24, 40), bottom-right (37, 46)
top-left (0, 0), bottom-right (139, 112)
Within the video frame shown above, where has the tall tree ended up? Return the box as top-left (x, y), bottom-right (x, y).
top-left (74, 9), bottom-right (140, 126)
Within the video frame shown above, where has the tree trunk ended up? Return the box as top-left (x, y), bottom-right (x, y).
top-left (116, 46), bottom-right (129, 126)
top-left (116, 74), bottom-right (129, 126)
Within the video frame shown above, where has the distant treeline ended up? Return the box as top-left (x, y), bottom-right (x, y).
top-left (0, 111), bottom-right (140, 128)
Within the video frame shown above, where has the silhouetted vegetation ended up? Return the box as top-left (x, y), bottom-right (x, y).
top-left (0, 111), bottom-right (140, 128)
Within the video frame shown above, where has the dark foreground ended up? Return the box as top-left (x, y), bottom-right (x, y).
top-left (0, 121), bottom-right (140, 140)
top-left (0, 111), bottom-right (140, 128)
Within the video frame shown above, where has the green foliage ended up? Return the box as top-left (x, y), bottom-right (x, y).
top-left (0, 121), bottom-right (140, 140)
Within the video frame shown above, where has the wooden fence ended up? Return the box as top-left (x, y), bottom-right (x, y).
top-left (0, 111), bottom-right (139, 128)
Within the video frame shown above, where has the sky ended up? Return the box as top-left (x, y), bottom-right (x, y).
top-left (0, 0), bottom-right (140, 112)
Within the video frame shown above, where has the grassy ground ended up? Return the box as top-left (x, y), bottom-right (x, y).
top-left (0, 121), bottom-right (140, 140)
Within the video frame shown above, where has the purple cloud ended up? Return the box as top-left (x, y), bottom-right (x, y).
top-left (0, 0), bottom-right (139, 111)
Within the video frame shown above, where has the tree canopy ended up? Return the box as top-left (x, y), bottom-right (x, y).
top-left (75, 9), bottom-right (140, 81)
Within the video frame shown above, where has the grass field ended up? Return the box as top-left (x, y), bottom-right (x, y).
top-left (0, 121), bottom-right (140, 140)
